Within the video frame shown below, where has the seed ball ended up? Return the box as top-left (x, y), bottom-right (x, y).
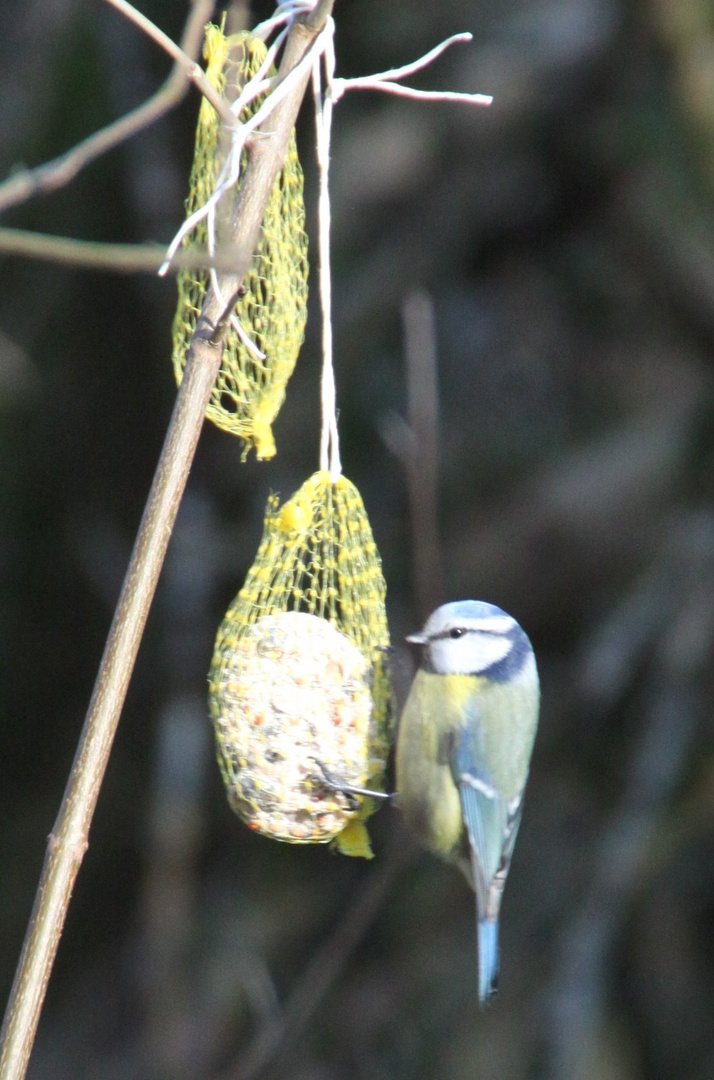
top-left (210, 611), bottom-right (381, 843)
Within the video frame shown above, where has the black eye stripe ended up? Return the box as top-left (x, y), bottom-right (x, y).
top-left (431, 627), bottom-right (468, 642)
top-left (431, 626), bottom-right (504, 642)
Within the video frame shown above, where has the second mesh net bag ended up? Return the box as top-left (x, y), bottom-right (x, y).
top-left (209, 471), bottom-right (391, 858)
top-left (172, 24), bottom-right (309, 459)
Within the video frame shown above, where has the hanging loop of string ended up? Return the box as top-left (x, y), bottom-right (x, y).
top-left (162, 0), bottom-right (492, 472)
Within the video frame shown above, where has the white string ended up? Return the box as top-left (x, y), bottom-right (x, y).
top-left (160, 6), bottom-right (490, 279)
top-left (160, 2), bottom-right (492, 468)
top-left (252, 1), bottom-right (317, 41)
top-left (159, 25), bottom-right (326, 277)
top-left (313, 19), bottom-right (341, 479)
top-left (157, 6), bottom-right (326, 358)
top-left (309, 24), bottom-right (491, 481)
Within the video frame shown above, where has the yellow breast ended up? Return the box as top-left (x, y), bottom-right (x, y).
top-left (395, 672), bottom-right (483, 859)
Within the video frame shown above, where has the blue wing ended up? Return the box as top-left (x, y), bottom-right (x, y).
top-left (452, 728), bottom-right (523, 1003)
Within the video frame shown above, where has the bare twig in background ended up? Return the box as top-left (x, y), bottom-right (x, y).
top-left (223, 276), bottom-right (441, 1080)
top-left (0, 7), bottom-right (332, 1079)
top-left (545, 514), bottom-right (714, 1080)
top-left (403, 291), bottom-right (443, 617)
top-left (225, 835), bottom-right (416, 1080)
top-left (0, 0), bottom-right (216, 216)
top-left (382, 290), bottom-right (444, 620)
top-left (137, 494), bottom-right (218, 1080)
top-left (222, 296), bottom-right (444, 1080)
top-left (0, 228), bottom-right (274, 273)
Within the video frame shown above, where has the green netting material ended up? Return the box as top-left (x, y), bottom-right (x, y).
top-left (209, 471), bottom-right (392, 857)
top-left (172, 25), bottom-right (309, 459)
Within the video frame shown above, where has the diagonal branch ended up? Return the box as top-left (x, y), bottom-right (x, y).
top-left (0, 0), bottom-right (220, 216)
top-left (102, 0), bottom-right (236, 123)
top-left (224, 835), bottom-right (415, 1080)
top-left (0, 7), bottom-right (333, 1080)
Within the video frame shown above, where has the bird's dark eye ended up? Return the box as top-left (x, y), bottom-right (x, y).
top-left (449, 627), bottom-right (465, 639)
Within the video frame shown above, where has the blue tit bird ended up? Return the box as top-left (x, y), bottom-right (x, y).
top-left (395, 600), bottom-right (540, 1004)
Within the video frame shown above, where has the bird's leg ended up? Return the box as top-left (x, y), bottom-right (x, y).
top-left (310, 758), bottom-right (393, 810)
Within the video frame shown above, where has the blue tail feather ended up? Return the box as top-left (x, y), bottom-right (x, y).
top-left (477, 919), bottom-right (499, 1004)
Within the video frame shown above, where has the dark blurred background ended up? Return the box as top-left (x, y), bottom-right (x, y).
top-left (3, 0), bottom-right (714, 1077)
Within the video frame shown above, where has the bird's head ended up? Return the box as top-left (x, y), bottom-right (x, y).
top-left (407, 600), bottom-right (534, 683)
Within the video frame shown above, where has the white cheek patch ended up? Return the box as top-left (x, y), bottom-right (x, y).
top-left (467, 632), bottom-right (512, 672)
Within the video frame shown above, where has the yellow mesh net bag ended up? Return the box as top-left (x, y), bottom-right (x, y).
top-left (209, 471), bottom-right (392, 858)
top-left (172, 24), bottom-right (309, 460)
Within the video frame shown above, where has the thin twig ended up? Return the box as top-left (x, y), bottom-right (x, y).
top-left (332, 31), bottom-right (492, 107)
top-left (103, 0), bottom-right (236, 124)
top-left (224, 835), bottom-right (415, 1080)
top-left (209, 284), bottom-right (249, 345)
top-left (348, 32), bottom-right (474, 86)
top-left (0, 9), bottom-right (331, 1080)
top-left (403, 291), bottom-right (443, 618)
top-left (0, 228), bottom-right (267, 274)
top-left (0, 0), bottom-right (216, 215)
top-left (339, 84), bottom-right (492, 104)
top-left (381, 292), bottom-right (443, 620)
